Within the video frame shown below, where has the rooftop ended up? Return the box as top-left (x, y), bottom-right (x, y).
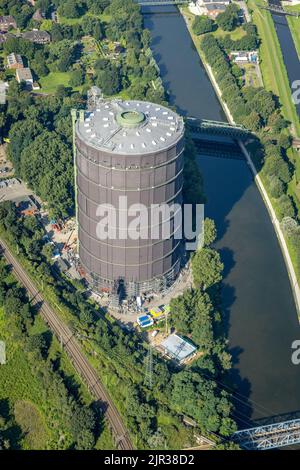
top-left (76, 99), bottom-right (184, 155)
top-left (161, 334), bottom-right (197, 362)
top-left (206, 3), bottom-right (227, 10)
top-left (16, 67), bottom-right (33, 81)
top-left (7, 52), bottom-right (23, 66)
top-left (22, 30), bottom-right (50, 41)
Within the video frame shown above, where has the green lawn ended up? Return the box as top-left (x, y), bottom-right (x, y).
top-left (58, 12), bottom-right (111, 26)
top-left (249, 0), bottom-right (300, 136)
top-left (39, 71), bottom-right (84, 94)
top-left (213, 24), bottom-right (247, 41)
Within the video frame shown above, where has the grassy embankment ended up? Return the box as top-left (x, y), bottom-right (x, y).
top-left (181, 5), bottom-right (300, 282)
top-left (182, 2), bottom-right (300, 135)
top-left (0, 227), bottom-right (196, 449)
top-left (0, 304), bottom-right (114, 449)
top-left (286, 4), bottom-right (300, 58)
top-left (248, 0), bottom-right (300, 136)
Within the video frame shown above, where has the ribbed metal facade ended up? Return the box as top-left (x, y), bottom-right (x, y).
top-left (75, 99), bottom-right (185, 295)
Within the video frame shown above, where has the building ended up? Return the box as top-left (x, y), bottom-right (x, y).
top-left (0, 15), bottom-right (17, 32)
top-left (201, 0), bottom-right (230, 4)
top-left (160, 334), bottom-right (197, 364)
top-left (74, 99), bottom-right (185, 297)
top-left (230, 50), bottom-right (259, 64)
top-left (16, 67), bottom-right (33, 87)
top-left (15, 195), bottom-right (39, 216)
top-left (22, 30), bottom-right (50, 44)
top-left (7, 53), bottom-right (24, 69)
top-left (206, 3), bottom-right (227, 18)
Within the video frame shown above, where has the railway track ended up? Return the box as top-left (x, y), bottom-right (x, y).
top-left (0, 238), bottom-right (133, 451)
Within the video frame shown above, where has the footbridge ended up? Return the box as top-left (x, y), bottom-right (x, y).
top-left (186, 117), bottom-right (252, 141)
top-left (260, 4), bottom-right (300, 17)
top-left (136, 0), bottom-right (191, 6)
top-left (233, 419), bottom-right (300, 450)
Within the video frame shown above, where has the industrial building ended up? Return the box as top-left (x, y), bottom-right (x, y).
top-left (74, 98), bottom-right (185, 297)
top-left (160, 334), bottom-right (197, 364)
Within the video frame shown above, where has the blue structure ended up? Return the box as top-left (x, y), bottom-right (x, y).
top-left (137, 314), bottom-right (154, 328)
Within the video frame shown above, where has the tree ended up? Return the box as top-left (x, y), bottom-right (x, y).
top-left (263, 154), bottom-right (291, 184)
top-left (70, 405), bottom-right (96, 448)
top-left (192, 248), bottom-right (223, 289)
top-left (95, 64), bottom-right (121, 95)
top-left (268, 176), bottom-right (284, 199)
top-left (203, 218), bottom-right (217, 247)
top-left (216, 4), bottom-right (240, 32)
top-left (69, 69), bottom-right (84, 87)
top-left (93, 22), bottom-right (103, 41)
top-left (25, 334), bottom-right (47, 358)
top-left (192, 16), bottom-right (214, 35)
top-left (276, 194), bottom-right (295, 221)
top-left (59, 0), bottom-right (85, 18)
top-left (240, 111), bottom-right (261, 132)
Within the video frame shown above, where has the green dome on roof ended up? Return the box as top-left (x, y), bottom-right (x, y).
top-left (116, 110), bottom-right (146, 128)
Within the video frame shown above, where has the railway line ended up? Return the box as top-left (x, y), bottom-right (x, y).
top-left (0, 238), bottom-right (133, 451)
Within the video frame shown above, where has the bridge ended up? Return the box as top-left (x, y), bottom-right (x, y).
top-left (186, 117), bottom-right (252, 140)
top-left (136, 0), bottom-right (191, 6)
top-left (233, 418), bottom-right (300, 450)
top-left (260, 3), bottom-right (300, 17)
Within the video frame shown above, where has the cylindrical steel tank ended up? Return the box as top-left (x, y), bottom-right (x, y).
top-left (75, 99), bottom-right (185, 295)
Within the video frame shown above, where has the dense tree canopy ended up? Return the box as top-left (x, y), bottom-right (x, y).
top-left (192, 15), bottom-right (214, 35)
top-left (216, 3), bottom-right (240, 31)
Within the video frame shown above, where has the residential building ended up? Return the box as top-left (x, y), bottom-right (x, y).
top-left (206, 3), bottom-right (227, 18)
top-left (0, 15), bottom-right (17, 32)
top-left (16, 67), bottom-right (33, 87)
top-left (194, 0), bottom-right (230, 16)
top-left (201, 0), bottom-right (230, 4)
top-left (7, 53), bottom-right (24, 69)
top-left (22, 30), bottom-right (51, 44)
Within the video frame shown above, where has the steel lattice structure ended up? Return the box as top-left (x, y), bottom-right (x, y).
top-left (136, 0), bottom-right (190, 6)
top-left (233, 419), bottom-right (300, 450)
top-left (186, 117), bottom-right (251, 140)
top-left (260, 4), bottom-right (300, 17)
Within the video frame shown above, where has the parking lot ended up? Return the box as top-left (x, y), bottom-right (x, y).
top-left (0, 178), bottom-right (34, 203)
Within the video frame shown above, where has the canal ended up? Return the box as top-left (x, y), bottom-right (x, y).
top-left (143, 5), bottom-right (300, 426)
top-left (269, 1), bottom-right (300, 118)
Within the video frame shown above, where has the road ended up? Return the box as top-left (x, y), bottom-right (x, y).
top-left (0, 237), bottom-right (133, 451)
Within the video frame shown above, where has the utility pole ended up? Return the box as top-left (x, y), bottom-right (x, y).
top-left (144, 345), bottom-right (153, 389)
top-left (165, 310), bottom-right (169, 336)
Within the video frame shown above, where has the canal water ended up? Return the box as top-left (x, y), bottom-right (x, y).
top-left (144, 5), bottom-right (300, 426)
top-left (269, 2), bottom-right (300, 117)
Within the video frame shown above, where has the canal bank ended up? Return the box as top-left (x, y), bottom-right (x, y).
top-left (143, 5), bottom-right (300, 424)
top-left (180, 8), bottom-right (300, 319)
top-left (269, 1), bottom-right (300, 118)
